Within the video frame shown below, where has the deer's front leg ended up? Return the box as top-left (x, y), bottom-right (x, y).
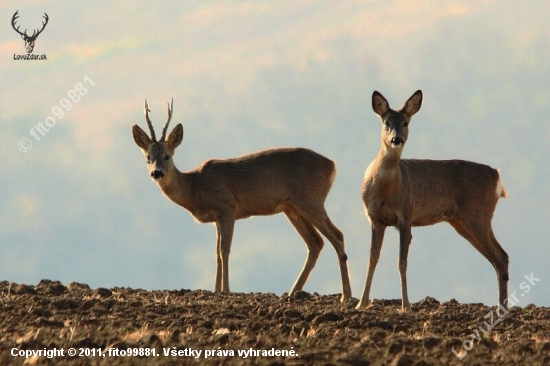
top-left (357, 223), bottom-right (386, 308)
top-left (215, 222), bottom-right (223, 292)
top-left (398, 223), bottom-right (413, 312)
top-left (215, 213), bottom-right (235, 293)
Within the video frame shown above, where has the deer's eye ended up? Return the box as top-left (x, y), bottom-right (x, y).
top-left (164, 155), bottom-right (170, 161)
top-left (403, 122), bottom-right (409, 127)
top-left (146, 155), bottom-right (151, 162)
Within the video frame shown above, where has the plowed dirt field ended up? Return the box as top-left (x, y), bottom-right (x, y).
top-left (1, 280), bottom-right (549, 365)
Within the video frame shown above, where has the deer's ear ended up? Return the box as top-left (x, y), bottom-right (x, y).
top-left (372, 91), bottom-right (389, 117)
top-left (167, 123), bottom-right (183, 150)
top-left (132, 124), bottom-right (151, 150)
top-left (403, 90), bottom-right (422, 117)
top-left (20, 34), bottom-right (25, 40)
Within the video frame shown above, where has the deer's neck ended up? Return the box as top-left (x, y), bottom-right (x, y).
top-left (377, 143), bottom-right (403, 173)
top-left (157, 168), bottom-right (194, 209)
top-left (368, 146), bottom-right (403, 192)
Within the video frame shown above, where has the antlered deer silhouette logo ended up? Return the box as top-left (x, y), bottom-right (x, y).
top-left (12, 10), bottom-right (49, 54)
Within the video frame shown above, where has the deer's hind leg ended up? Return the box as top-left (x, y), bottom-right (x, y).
top-left (284, 207), bottom-right (324, 295)
top-left (448, 218), bottom-right (509, 307)
top-left (292, 204), bottom-right (352, 301)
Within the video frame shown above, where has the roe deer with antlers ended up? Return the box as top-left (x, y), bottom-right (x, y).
top-left (132, 100), bottom-right (352, 301)
top-left (357, 90), bottom-right (508, 312)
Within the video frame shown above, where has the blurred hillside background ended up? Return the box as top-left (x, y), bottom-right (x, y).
top-left (1, 1), bottom-right (549, 306)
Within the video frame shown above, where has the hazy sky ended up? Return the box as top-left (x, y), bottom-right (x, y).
top-left (1, 1), bottom-right (549, 307)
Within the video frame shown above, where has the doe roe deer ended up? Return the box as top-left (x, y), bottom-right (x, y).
top-left (357, 90), bottom-right (508, 312)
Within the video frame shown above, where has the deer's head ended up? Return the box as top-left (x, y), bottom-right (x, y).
top-left (12, 11), bottom-right (49, 54)
top-left (372, 90), bottom-right (423, 151)
top-left (132, 99), bottom-right (183, 181)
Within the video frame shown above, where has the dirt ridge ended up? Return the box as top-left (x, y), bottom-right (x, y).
top-left (1, 279), bottom-right (549, 365)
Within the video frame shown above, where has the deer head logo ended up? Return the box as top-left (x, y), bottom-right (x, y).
top-left (12, 11), bottom-right (49, 54)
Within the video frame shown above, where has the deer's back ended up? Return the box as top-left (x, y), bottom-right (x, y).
top-left (401, 159), bottom-right (503, 226)
top-left (190, 148), bottom-right (336, 219)
top-left (363, 158), bottom-right (504, 228)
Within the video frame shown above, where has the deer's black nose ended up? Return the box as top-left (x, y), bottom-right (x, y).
top-left (151, 170), bottom-right (164, 179)
top-left (391, 137), bottom-right (404, 145)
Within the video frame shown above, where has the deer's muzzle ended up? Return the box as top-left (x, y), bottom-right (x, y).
top-left (151, 170), bottom-right (165, 180)
top-left (391, 137), bottom-right (404, 146)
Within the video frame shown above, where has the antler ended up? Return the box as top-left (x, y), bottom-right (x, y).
top-left (144, 99), bottom-right (157, 142)
top-left (11, 11), bottom-right (48, 39)
top-left (159, 99), bottom-right (174, 142)
top-left (11, 11), bottom-right (26, 37)
top-left (30, 13), bottom-right (49, 39)
top-left (144, 99), bottom-right (173, 142)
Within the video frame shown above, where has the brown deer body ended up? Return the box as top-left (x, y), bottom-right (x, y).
top-left (358, 90), bottom-right (508, 312)
top-left (132, 100), bottom-right (352, 301)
